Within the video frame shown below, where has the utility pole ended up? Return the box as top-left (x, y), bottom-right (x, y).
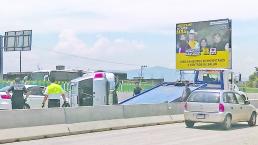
top-left (0, 36), bottom-right (3, 80)
top-left (140, 65), bottom-right (147, 82)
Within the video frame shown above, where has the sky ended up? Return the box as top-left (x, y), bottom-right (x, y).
top-left (1, 0), bottom-right (258, 79)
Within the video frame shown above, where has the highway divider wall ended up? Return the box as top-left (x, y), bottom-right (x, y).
top-left (122, 104), bottom-right (169, 118)
top-left (0, 103), bottom-right (184, 129)
top-left (1, 100), bottom-right (258, 130)
top-left (0, 108), bottom-right (66, 129)
top-left (64, 105), bottom-right (124, 124)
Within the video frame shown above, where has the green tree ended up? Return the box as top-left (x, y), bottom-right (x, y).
top-left (249, 73), bottom-right (256, 81)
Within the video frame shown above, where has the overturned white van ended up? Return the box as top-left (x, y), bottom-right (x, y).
top-left (69, 72), bottom-right (117, 107)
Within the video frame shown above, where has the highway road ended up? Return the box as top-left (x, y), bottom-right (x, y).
top-left (6, 122), bottom-right (258, 145)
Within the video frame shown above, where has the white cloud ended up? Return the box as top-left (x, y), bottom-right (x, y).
top-left (2, 30), bottom-right (146, 73)
top-left (232, 44), bottom-right (258, 79)
top-left (53, 30), bottom-right (144, 58)
top-left (0, 0), bottom-right (258, 33)
top-left (1, 0), bottom-right (258, 77)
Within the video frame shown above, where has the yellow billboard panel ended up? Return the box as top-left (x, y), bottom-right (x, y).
top-left (176, 51), bottom-right (230, 70)
top-left (176, 19), bottom-right (232, 70)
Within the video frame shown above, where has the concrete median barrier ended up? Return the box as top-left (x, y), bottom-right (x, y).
top-left (0, 103), bottom-right (185, 130)
top-left (167, 103), bottom-right (184, 115)
top-left (123, 103), bottom-right (169, 118)
top-left (0, 103), bottom-right (186, 144)
top-left (0, 108), bottom-right (66, 129)
top-left (64, 105), bottom-right (124, 124)
top-left (0, 114), bottom-right (184, 144)
top-left (1, 100), bottom-right (258, 143)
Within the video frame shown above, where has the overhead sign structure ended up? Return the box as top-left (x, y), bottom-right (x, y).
top-left (176, 19), bottom-right (232, 70)
top-left (3, 30), bottom-right (32, 73)
top-left (4, 30), bottom-right (32, 51)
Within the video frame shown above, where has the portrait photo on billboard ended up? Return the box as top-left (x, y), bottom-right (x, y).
top-left (176, 19), bottom-right (232, 70)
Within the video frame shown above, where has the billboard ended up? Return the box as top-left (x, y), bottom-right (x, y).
top-left (4, 30), bottom-right (32, 51)
top-left (176, 19), bottom-right (232, 70)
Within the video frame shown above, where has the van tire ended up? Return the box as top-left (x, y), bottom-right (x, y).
top-left (248, 112), bottom-right (256, 126)
top-left (185, 120), bottom-right (195, 128)
top-left (222, 114), bottom-right (232, 130)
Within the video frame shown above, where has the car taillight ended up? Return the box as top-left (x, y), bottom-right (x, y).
top-left (184, 102), bottom-right (188, 111)
top-left (94, 72), bottom-right (105, 79)
top-left (219, 103), bottom-right (224, 112)
top-left (1, 95), bottom-right (11, 99)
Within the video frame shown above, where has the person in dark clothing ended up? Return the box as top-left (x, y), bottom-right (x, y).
top-left (181, 83), bottom-right (191, 102)
top-left (6, 78), bottom-right (29, 109)
top-left (133, 82), bottom-right (142, 96)
top-left (112, 76), bottom-right (120, 104)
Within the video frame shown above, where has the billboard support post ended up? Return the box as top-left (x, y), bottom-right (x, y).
top-left (19, 51), bottom-right (21, 73)
top-left (0, 36), bottom-right (3, 80)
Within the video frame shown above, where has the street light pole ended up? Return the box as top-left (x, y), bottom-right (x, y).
top-left (140, 65), bottom-right (147, 82)
top-left (0, 36), bottom-right (3, 80)
top-left (19, 51), bottom-right (22, 73)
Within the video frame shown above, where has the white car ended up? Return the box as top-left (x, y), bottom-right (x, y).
top-left (0, 86), bottom-right (12, 110)
top-left (0, 85), bottom-right (69, 109)
top-left (184, 89), bottom-right (257, 130)
top-left (26, 85), bottom-right (69, 108)
top-left (0, 85), bottom-right (45, 109)
top-left (25, 85), bottom-right (46, 109)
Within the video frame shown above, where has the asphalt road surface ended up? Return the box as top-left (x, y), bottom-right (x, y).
top-left (247, 93), bottom-right (258, 100)
top-left (6, 122), bottom-right (258, 145)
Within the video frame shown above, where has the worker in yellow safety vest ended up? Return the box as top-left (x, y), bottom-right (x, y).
top-left (42, 77), bottom-right (67, 108)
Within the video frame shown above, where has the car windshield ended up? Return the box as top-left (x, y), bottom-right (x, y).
top-left (197, 71), bottom-right (221, 84)
top-left (0, 86), bottom-right (10, 92)
top-left (188, 91), bottom-right (220, 103)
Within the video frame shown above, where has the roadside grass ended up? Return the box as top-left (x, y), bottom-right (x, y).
top-left (240, 87), bottom-right (258, 93)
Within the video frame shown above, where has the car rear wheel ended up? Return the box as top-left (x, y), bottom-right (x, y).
top-left (222, 115), bottom-right (232, 130)
top-left (248, 112), bottom-right (256, 126)
top-left (185, 120), bottom-right (195, 128)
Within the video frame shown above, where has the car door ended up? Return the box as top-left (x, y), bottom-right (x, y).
top-left (223, 92), bottom-right (241, 122)
top-left (234, 92), bottom-right (249, 121)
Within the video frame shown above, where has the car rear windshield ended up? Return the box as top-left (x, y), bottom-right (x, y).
top-left (0, 86), bottom-right (10, 92)
top-left (27, 87), bottom-right (45, 96)
top-left (187, 91), bottom-right (220, 103)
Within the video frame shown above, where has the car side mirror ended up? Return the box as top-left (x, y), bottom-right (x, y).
top-left (245, 100), bottom-right (250, 105)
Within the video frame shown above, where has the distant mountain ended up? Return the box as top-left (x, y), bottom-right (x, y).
top-left (126, 66), bottom-right (194, 82)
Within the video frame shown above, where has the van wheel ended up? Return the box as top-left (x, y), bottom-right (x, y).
top-left (185, 120), bottom-right (195, 128)
top-left (23, 103), bottom-right (30, 109)
top-left (222, 115), bottom-right (232, 130)
top-left (248, 112), bottom-right (256, 126)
